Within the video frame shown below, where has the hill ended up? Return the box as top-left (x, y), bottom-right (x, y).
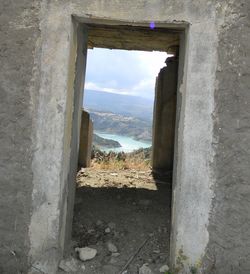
top-left (83, 90), bottom-right (154, 121)
top-left (93, 133), bottom-right (121, 149)
top-left (89, 110), bottom-right (152, 142)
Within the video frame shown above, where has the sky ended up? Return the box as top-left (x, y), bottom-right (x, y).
top-left (84, 48), bottom-right (169, 100)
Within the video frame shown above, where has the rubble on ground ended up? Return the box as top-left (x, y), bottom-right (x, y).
top-left (75, 247), bottom-right (97, 262)
top-left (71, 167), bottom-right (171, 273)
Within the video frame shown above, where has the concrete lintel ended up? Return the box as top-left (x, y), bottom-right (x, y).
top-left (73, 14), bottom-right (189, 29)
top-left (73, 15), bottom-right (189, 53)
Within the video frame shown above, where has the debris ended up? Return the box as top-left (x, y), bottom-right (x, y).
top-left (75, 247), bottom-right (97, 262)
top-left (105, 227), bottom-right (111, 233)
top-left (74, 168), bottom-right (170, 273)
top-left (110, 173), bottom-right (118, 176)
top-left (153, 249), bottom-right (160, 254)
top-left (159, 264), bottom-right (169, 272)
top-left (58, 257), bottom-right (84, 273)
top-left (107, 242), bottom-right (118, 253)
top-left (139, 263), bottom-right (153, 274)
top-left (119, 237), bottom-right (150, 274)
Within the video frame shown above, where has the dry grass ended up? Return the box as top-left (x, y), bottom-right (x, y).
top-left (91, 156), bottom-right (151, 171)
top-left (91, 147), bottom-right (152, 171)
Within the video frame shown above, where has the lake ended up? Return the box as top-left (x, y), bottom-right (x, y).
top-left (95, 132), bottom-right (151, 153)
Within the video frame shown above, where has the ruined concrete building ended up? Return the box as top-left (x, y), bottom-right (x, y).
top-left (1, 0), bottom-right (249, 273)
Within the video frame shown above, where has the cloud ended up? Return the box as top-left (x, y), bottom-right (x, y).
top-left (136, 51), bottom-right (169, 76)
top-left (130, 78), bottom-right (156, 98)
top-left (85, 81), bottom-right (132, 96)
top-left (84, 48), bottom-right (171, 99)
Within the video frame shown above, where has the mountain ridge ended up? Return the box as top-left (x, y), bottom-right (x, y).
top-left (83, 89), bottom-right (154, 121)
top-left (88, 110), bottom-right (152, 142)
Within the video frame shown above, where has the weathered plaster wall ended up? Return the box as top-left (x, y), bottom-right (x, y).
top-left (1, 0), bottom-right (249, 273)
top-left (27, 10), bottom-right (82, 274)
top-left (78, 110), bottom-right (93, 168)
top-left (203, 1), bottom-right (250, 273)
top-left (152, 58), bottom-right (178, 173)
top-left (63, 26), bottom-right (89, 257)
top-left (28, 1), bottom-right (218, 272)
top-left (0, 1), bottom-right (42, 273)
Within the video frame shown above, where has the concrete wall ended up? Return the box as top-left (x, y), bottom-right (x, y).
top-left (27, 17), bottom-right (88, 273)
top-left (63, 26), bottom-right (89, 256)
top-left (78, 110), bottom-right (93, 168)
top-left (203, 1), bottom-right (250, 273)
top-left (0, 0), bottom-right (249, 273)
top-left (0, 1), bottom-right (42, 273)
top-left (152, 57), bottom-right (178, 173)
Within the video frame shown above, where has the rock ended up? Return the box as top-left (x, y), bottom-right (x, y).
top-left (139, 264), bottom-right (153, 274)
top-left (159, 264), bottom-right (169, 273)
top-left (58, 257), bottom-right (84, 273)
top-left (105, 227), bottom-right (111, 233)
top-left (75, 247), bottom-right (97, 262)
top-left (153, 249), bottom-right (160, 254)
top-left (107, 242), bottom-right (118, 253)
top-left (110, 173), bottom-right (118, 176)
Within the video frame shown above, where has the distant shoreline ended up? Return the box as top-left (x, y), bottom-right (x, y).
top-left (95, 131), bottom-right (151, 153)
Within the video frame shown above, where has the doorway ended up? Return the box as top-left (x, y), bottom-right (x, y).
top-left (68, 20), bottom-right (184, 273)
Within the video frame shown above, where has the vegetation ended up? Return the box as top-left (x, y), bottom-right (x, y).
top-left (91, 146), bottom-right (152, 170)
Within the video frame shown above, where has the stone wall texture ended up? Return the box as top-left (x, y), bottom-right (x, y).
top-left (0, 0), bottom-right (42, 273)
top-left (204, 1), bottom-right (250, 273)
top-left (0, 0), bottom-right (249, 273)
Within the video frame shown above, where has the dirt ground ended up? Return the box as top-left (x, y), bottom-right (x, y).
top-left (70, 168), bottom-right (172, 274)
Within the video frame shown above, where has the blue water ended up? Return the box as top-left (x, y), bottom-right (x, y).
top-left (95, 132), bottom-right (151, 153)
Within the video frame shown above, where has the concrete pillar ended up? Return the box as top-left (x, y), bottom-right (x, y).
top-left (152, 57), bottom-right (178, 173)
top-left (78, 110), bottom-right (93, 167)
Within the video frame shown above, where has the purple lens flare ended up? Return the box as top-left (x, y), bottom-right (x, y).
top-left (150, 21), bottom-right (155, 29)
